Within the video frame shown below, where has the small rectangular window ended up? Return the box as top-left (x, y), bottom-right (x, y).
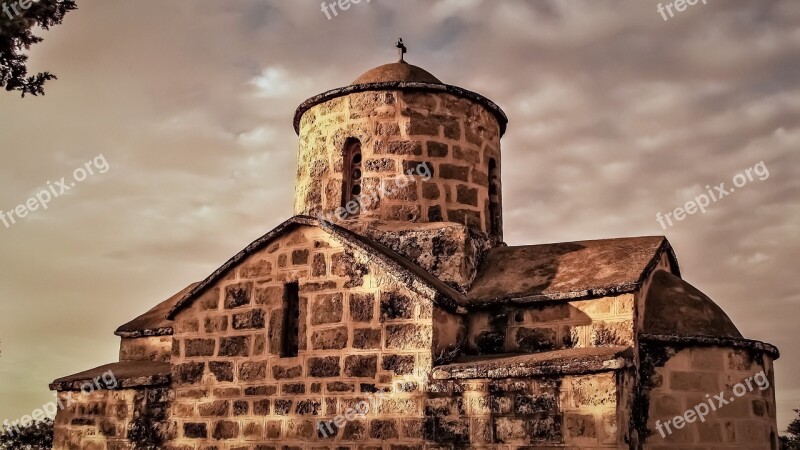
top-left (281, 282), bottom-right (300, 357)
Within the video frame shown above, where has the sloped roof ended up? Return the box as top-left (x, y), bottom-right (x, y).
top-left (643, 270), bottom-right (742, 338)
top-left (115, 282), bottom-right (198, 338)
top-left (433, 346), bottom-right (633, 380)
top-left (467, 236), bottom-right (678, 307)
top-left (166, 216), bottom-right (468, 320)
top-left (50, 361), bottom-right (170, 391)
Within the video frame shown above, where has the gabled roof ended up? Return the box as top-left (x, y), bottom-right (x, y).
top-left (115, 282), bottom-right (198, 338)
top-left (467, 236), bottom-right (679, 307)
top-left (166, 216), bottom-right (467, 320)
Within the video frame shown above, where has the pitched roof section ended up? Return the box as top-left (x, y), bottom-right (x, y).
top-left (115, 283), bottom-right (198, 338)
top-left (167, 216), bottom-right (468, 320)
top-left (50, 361), bottom-right (171, 391)
top-left (433, 346), bottom-right (633, 380)
top-left (467, 236), bottom-right (678, 307)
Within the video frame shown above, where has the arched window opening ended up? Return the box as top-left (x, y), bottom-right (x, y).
top-left (342, 138), bottom-right (363, 217)
top-left (488, 158), bottom-right (501, 236)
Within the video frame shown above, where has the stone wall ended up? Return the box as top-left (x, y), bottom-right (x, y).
top-left (52, 386), bottom-right (171, 450)
top-left (466, 295), bottom-right (636, 355)
top-left (355, 221), bottom-right (493, 293)
top-left (425, 371), bottom-right (627, 448)
top-left (644, 346), bottom-right (778, 450)
top-left (167, 225), bottom-right (447, 447)
top-left (119, 336), bottom-right (172, 362)
top-left (295, 90), bottom-right (503, 240)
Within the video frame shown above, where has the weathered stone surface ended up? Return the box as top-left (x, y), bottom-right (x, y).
top-left (350, 292), bottom-right (374, 322)
top-left (212, 420), bottom-right (239, 440)
top-left (380, 291), bottom-right (415, 320)
top-left (224, 282), bottom-right (253, 309)
top-left (311, 326), bottom-right (348, 350)
top-left (370, 419), bottom-right (399, 439)
top-left (382, 354), bottom-right (415, 375)
top-left (311, 253), bottom-right (327, 277)
top-left (173, 362), bottom-right (204, 385)
top-left (515, 327), bottom-right (557, 352)
top-left (254, 285), bottom-right (283, 306)
top-left (386, 324), bottom-right (432, 349)
top-left (439, 164), bottom-right (469, 181)
top-left (272, 365), bottom-right (303, 380)
top-left (185, 339), bottom-right (215, 357)
top-left (239, 362), bottom-right (267, 381)
top-left (183, 423), bottom-right (207, 439)
top-left (353, 328), bottom-right (382, 349)
top-left (209, 361), bottom-right (234, 382)
top-left (232, 309), bottom-right (266, 330)
top-left (219, 336), bottom-right (249, 357)
top-left (308, 356), bottom-right (341, 378)
top-left (311, 293), bottom-right (343, 325)
top-left (427, 141), bottom-right (448, 157)
top-left (344, 355), bottom-right (378, 378)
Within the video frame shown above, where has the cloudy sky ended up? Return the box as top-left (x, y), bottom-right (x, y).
top-left (0, 0), bottom-right (798, 434)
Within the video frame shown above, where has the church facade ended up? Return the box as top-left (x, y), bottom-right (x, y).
top-left (50, 48), bottom-right (780, 450)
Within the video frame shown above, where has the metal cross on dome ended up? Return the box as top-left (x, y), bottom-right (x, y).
top-left (396, 38), bottom-right (407, 62)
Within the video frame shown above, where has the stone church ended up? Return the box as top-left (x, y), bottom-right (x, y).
top-left (50, 45), bottom-right (780, 449)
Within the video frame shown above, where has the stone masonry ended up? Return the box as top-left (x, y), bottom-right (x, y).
top-left (50, 51), bottom-right (779, 450)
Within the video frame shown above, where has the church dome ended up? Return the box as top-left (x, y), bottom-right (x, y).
top-left (351, 61), bottom-right (443, 85)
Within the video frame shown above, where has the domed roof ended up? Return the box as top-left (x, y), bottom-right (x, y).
top-left (643, 270), bottom-right (742, 338)
top-left (351, 61), bottom-right (443, 85)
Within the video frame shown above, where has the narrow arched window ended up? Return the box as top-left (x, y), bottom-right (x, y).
top-left (488, 158), bottom-right (501, 236)
top-left (342, 138), bottom-right (363, 217)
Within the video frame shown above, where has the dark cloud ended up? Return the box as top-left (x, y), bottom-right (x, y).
top-left (0, 0), bottom-right (797, 432)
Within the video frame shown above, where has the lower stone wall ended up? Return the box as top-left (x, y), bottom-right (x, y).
top-left (467, 295), bottom-right (635, 355)
top-left (52, 386), bottom-right (172, 450)
top-left (425, 371), bottom-right (627, 449)
top-left (644, 346), bottom-right (778, 450)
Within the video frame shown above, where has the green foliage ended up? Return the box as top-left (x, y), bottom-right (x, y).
top-left (0, 0), bottom-right (77, 96)
top-left (0, 418), bottom-right (54, 450)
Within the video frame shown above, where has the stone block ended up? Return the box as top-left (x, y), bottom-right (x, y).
top-left (349, 293), bottom-right (374, 324)
top-left (439, 164), bottom-right (469, 181)
top-left (239, 362), bottom-right (267, 382)
top-left (380, 291), bottom-right (415, 320)
top-left (212, 421), bottom-right (239, 440)
top-left (232, 308), bottom-right (266, 330)
top-left (219, 336), bottom-right (250, 357)
top-left (353, 328), bottom-right (382, 349)
top-left (224, 282), bottom-right (253, 309)
top-left (209, 361), bottom-right (234, 382)
top-left (382, 354), bottom-right (415, 375)
top-left (185, 339), bottom-right (216, 357)
top-left (386, 324), bottom-right (432, 349)
top-left (311, 326), bottom-right (348, 350)
top-left (311, 293), bottom-right (344, 325)
top-left (344, 355), bottom-right (378, 378)
top-left (308, 356), bottom-right (341, 378)
top-left (515, 327), bottom-right (557, 352)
